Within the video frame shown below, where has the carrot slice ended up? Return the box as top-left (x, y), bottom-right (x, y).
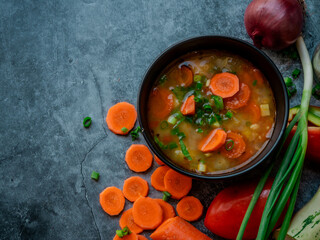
top-left (155, 199), bottom-right (176, 222)
top-left (180, 95), bottom-right (195, 115)
top-left (123, 176), bottom-right (149, 202)
top-left (137, 235), bottom-right (148, 240)
top-left (148, 87), bottom-right (174, 119)
top-left (163, 169), bottom-right (192, 200)
top-left (132, 197), bottom-right (163, 230)
top-left (177, 65), bottom-right (194, 87)
top-left (113, 232), bottom-right (138, 240)
top-left (125, 145), bottom-right (153, 172)
top-left (100, 186), bottom-right (125, 216)
top-left (252, 68), bottom-right (265, 85)
top-left (209, 73), bottom-right (240, 98)
top-left (151, 166), bottom-right (170, 192)
top-left (221, 132), bottom-right (246, 159)
top-left (224, 83), bottom-right (251, 110)
top-left (198, 129), bottom-right (227, 153)
top-left (106, 102), bottom-right (137, 135)
top-left (119, 209), bottom-right (143, 234)
top-left (242, 102), bottom-right (261, 123)
top-left (154, 155), bottom-right (164, 165)
top-left (150, 216), bottom-right (212, 240)
top-left (176, 196), bottom-right (203, 222)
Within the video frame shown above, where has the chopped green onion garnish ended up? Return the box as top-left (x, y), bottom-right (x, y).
top-left (252, 80), bottom-right (257, 86)
top-left (121, 127), bottom-right (128, 133)
top-left (184, 117), bottom-right (193, 123)
top-left (168, 142), bottom-right (178, 149)
top-left (160, 121), bottom-right (169, 129)
top-left (170, 128), bottom-right (180, 135)
top-left (209, 116), bottom-right (216, 125)
top-left (194, 75), bottom-right (204, 82)
top-left (226, 110), bottom-right (233, 119)
top-left (91, 171), bottom-right (100, 181)
top-left (130, 126), bottom-right (141, 141)
top-left (211, 95), bottom-right (224, 110)
top-left (196, 128), bottom-right (203, 133)
top-left (284, 77), bottom-right (294, 87)
top-left (225, 140), bottom-right (234, 151)
top-left (154, 136), bottom-right (167, 149)
top-left (177, 132), bottom-right (186, 140)
top-left (83, 117), bottom-right (92, 128)
top-left (116, 226), bottom-right (131, 238)
top-left (292, 68), bottom-right (301, 78)
top-left (196, 82), bottom-right (203, 90)
top-left (159, 75), bottom-right (167, 84)
top-left (312, 84), bottom-right (320, 100)
top-left (179, 139), bottom-right (192, 161)
top-left (284, 77), bottom-right (297, 98)
top-left (162, 191), bottom-right (171, 201)
top-left (203, 103), bottom-right (212, 112)
top-left (168, 115), bottom-right (177, 125)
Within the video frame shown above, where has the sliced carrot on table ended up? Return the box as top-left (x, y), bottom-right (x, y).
top-left (177, 65), bottom-right (194, 87)
top-left (100, 186), bottom-right (125, 216)
top-left (163, 169), bottom-right (192, 200)
top-left (221, 131), bottom-right (246, 159)
top-left (242, 102), bottom-right (261, 123)
top-left (150, 216), bottom-right (212, 240)
top-left (154, 155), bottom-right (164, 165)
top-left (176, 196), bottom-right (203, 222)
top-left (106, 102), bottom-right (137, 135)
top-left (132, 197), bottom-right (163, 230)
top-left (113, 232), bottom-right (138, 240)
top-left (123, 176), bottom-right (149, 202)
top-left (151, 166), bottom-right (170, 192)
top-left (148, 87), bottom-right (174, 119)
top-left (137, 235), bottom-right (148, 240)
top-left (119, 208), bottom-right (143, 234)
top-left (198, 129), bottom-right (227, 153)
top-left (180, 95), bottom-right (195, 115)
top-left (224, 83), bottom-right (251, 110)
top-left (155, 199), bottom-right (176, 222)
top-left (209, 72), bottom-right (240, 98)
top-left (125, 145), bottom-right (153, 172)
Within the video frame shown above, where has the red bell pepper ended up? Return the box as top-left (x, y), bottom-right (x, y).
top-left (204, 179), bottom-right (285, 240)
top-left (287, 105), bottom-right (320, 164)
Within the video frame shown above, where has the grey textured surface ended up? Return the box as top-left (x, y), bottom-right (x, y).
top-left (0, 0), bottom-right (320, 239)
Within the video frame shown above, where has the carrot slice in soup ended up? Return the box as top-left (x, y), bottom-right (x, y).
top-left (100, 186), bottom-right (125, 216)
top-left (137, 235), bottom-right (148, 240)
top-left (198, 129), bottom-right (227, 153)
top-left (148, 87), bottom-right (174, 119)
top-left (150, 217), bottom-right (212, 240)
top-left (119, 208), bottom-right (143, 234)
top-left (176, 65), bottom-right (193, 87)
top-left (132, 197), bottom-right (163, 230)
top-left (123, 176), bottom-right (149, 202)
top-left (176, 196), bottom-right (203, 222)
top-left (163, 169), bottom-right (192, 200)
top-left (243, 102), bottom-right (261, 123)
top-left (151, 166), bottom-right (170, 192)
top-left (113, 232), bottom-right (138, 240)
top-left (252, 68), bottom-right (265, 85)
top-left (224, 83), bottom-right (251, 109)
top-left (154, 155), bottom-right (164, 165)
top-left (209, 73), bottom-right (240, 98)
top-left (221, 132), bottom-right (246, 159)
top-left (154, 199), bottom-right (176, 222)
top-left (125, 145), bottom-right (153, 172)
top-left (106, 102), bottom-right (137, 135)
top-left (180, 95), bottom-right (195, 115)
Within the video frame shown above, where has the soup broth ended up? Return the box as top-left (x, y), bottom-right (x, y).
top-left (147, 50), bottom-right (275, 174)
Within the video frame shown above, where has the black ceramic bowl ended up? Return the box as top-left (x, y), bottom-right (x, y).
top-left (138, 36), bottom-right (288, 180)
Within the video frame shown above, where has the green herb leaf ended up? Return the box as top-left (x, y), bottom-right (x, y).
top-left (226, 110), bottom-right (233, 119)
top-left (121, 127), bottom-right (128, 133)
top-left (211, 95), bottom-right (224, 110)
top-left (162, 191), bottom-right (171, 201)
top-left (168, 142), bottom-right (178, 149)
top-left (225, 139), bottom-right (234, 151)
top-left (292, 68), bottom-right (301, 78)
top-left (196, 128), bottom-right (203, 133)
top-left (196, 82), bottom-right (203, 90)
top-left (91, 171), bottom-right (100, 181)
top-left (154, 136), bottom-right (168, 149)
top-left (83, 117), bottom-right (92, 128)
top-left (130, 126), bottom-right (141, 141)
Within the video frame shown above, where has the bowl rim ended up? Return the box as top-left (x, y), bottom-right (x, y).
top-left (137, 35), bottom-right (289, 180)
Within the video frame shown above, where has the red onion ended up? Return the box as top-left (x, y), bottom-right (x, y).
top-left (244, 0), bottom-right (304, 50)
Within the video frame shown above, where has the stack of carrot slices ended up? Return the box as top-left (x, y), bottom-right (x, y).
top-left (100, 102), bottom-right (211, 239)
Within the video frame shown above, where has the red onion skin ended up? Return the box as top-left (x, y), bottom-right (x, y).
top-left (244, 0), bottom-right (303, 51)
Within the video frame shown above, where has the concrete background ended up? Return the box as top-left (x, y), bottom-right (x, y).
top-left (0, 0), bottom-right (319, 239)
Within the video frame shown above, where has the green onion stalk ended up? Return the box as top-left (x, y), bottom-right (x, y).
top-left (236, 36), bottom-right (313, 240)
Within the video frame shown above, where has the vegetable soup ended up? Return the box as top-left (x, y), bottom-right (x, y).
top-left (147, 50), bottom-right (275, 174)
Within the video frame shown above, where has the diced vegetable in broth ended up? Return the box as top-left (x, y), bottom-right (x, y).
top-left (147, 50), bottom-right (276, 175)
